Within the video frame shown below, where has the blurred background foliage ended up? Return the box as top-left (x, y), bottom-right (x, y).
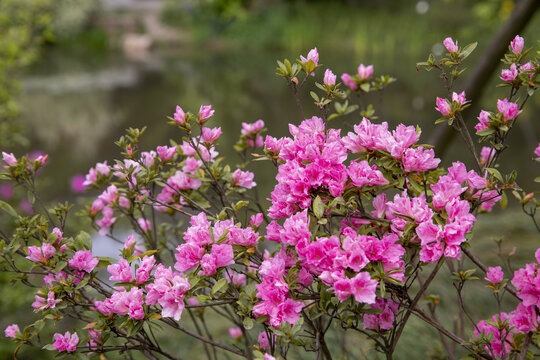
top-left (1, 0), bottom-right (539, 358)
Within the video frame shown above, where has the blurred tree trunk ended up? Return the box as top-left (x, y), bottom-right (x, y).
top-left (428, 0), bottom-right (539, 158)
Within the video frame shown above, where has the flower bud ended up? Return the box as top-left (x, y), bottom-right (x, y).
top-left (323, 69), bottom-right (336, 86)
top-left (435, 97), bottom-right (451, 116)
top-left (174, 105), bottom-right (186, 125)
top-left (443, 37), bottom-right (458, 52)
top-left (510, 35), bottom-right (524, 54)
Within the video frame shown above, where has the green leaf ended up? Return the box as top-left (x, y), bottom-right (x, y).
top-left (434, 117), bottom-right (448, 125)
top-left (534, 177), bottom-right (540, 183)
top-left (243, 317), bottom-right (253, 330)
top-left (312, 196), bottom-right (324, 219)
top-left (0, 200), bottom-right (17, 217)
top-left (476, 128), bottom-right (495, 136)
top-left (461, 42), bottom-right (478, 59)
top-left (211, 278), bottom-right (228, 296)
top-left (75, 231), bottom-right (92, 250)
top-left (499, 192), bottom-right (508, 209)
top-left (486, 168), bottom-right (503, 183)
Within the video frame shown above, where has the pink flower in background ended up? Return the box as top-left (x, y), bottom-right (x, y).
top-left (53, 331), bottom-right (79, 352)
top-left (199, 105), bottom-right (215, 120)
top-left (258, 331), bottom-right (270, 350)
top-left (173, 105), bottom-right (186, 124)
top-left (19, 199), bottom-right (33, 214)
top-left (137, 218), bottom-right (152, 233)
top-left (534, 143), bottom-right (540, 159)
top-left (68, 250), bottom-right (99, 273)
top-left (485, 266), bottom-right (504, 284)
top-left (475, 110), bottom-right (490, 131)
top-left (443, 37), bottom-right (458, 52)
top-left (435, 97), bottom-right (451, 116)
top-left (497, 98), bottom-right (521, 121)
top-left (500, 63), bottom-right (518, 82)
top-left (510, 35), bottom-right (524, 54)
top-left (228, 327), bottom-right (242, 339)
top-left (363, 298), bottom-right (399, 330)
top-left (0, 183), bottom-right (14, 199)
top-left (4, 324), bottom-right (20, 338)
top-left (341, 73), bottom-right (358, 90)
top-left (480, 147), bottom-right (495, 164)
top-left (323, 69), bottom-right (336, 86)
top-left (357, 64), bottom-right (374, 80)
top-left (2, 152), bottom-right (17, 166)
top-left (95, 161), bottom-right (110, 176)
top-left (70, 174), bottom-right (86, 193)
top-left (232, 169), bottom-right (256, 188)
top-left (241, 119), bottom-right (265, 135)
top-left (201, 127), bottom-right (222, 143)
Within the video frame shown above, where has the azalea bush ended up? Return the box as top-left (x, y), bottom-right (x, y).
top-left (1, 35), bottom-right (540, 360)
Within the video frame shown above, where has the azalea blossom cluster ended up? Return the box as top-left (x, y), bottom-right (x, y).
top-left (471, 249), bottom-right (540, 357)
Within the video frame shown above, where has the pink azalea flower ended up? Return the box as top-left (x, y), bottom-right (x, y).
top-left (228, 327), bottom-right (242, 339)
top-left (475, 110), bottom-right (491, 132)
top-left (68, 250), bottom-right (99, 273)
top-left (4, 324), bottom-right (20, 338)
top-left (497, 98), bottom-right (521, 122)
top-left (357, 64), bottom-right (374, 80)
top-left (173, 105), bottom-right (186, 125)
top-left (136, 255), bottom-right (156, 284)
top-left (156, 145), bottom-right (177, 162)
top-left (26, 243), bottom-right (56, 263)
top-left (451, 91), bottom-right (467, 106)
top-left (485, 266), bottom-right (504, 284)
top-left (341, 73), bottom-right (358, 90)
top-left (232, 169), bottom-right (256, 189)
top-left (258, 331), bottom-right (270, 350)
top-left (70, 174), bottom-right (86, 193)
top-left (480, 146), bottom-right (495, 165)
top-left (201, 127), bottom-right (222, 144)
top-left (435, 97), bottom-right (451, 116)
top-left (443, 37), bottom-right (458, 52)
top-left (53, 331), bottom-right (79, 352)
top-left (300, 47), bottom-right (319, 65)
top-left (2, 152), bottom-right (17, 166)
top-left (137, 218), bottom-right (152, 233)
top-left (107, 259), bottom-right (133, 282)
top-left (347, 160), bottom-right (388, 188)
top-left (510, 35), bottom-right (524, 54)
top-left (535, 143), bottom-right (540, 160)
top-left (500, 63), bottom-right (518, 82)
top-left (0, 183), bottom-right (14, 199)
top-left (323, 69), bottom-right (336, 86)
top-left (199, 105), bottom-right (215, 120)
top-left (402, 147), bottom-right (441, 172)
